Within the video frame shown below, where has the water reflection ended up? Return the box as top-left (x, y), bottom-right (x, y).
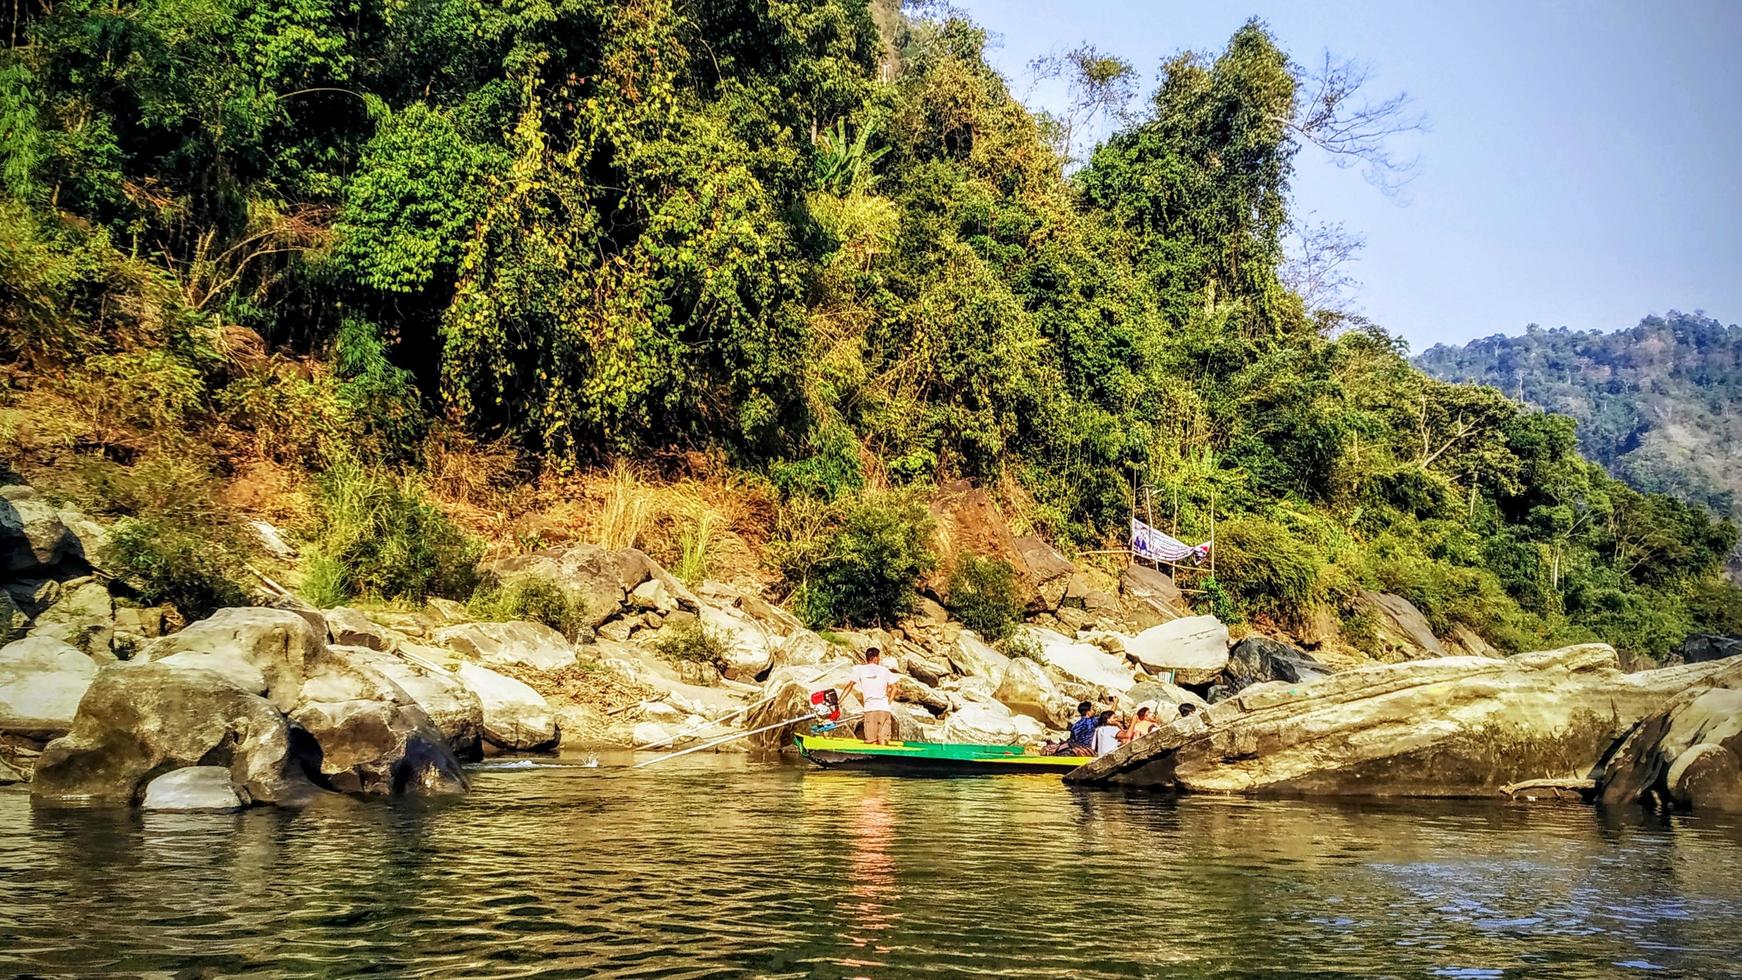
top-left (2, 764), bottom-right (1740, 977)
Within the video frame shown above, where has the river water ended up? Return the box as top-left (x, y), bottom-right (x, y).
top-left (2, 754), bottom-right (1740, 978)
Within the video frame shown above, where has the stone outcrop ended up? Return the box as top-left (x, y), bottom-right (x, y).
top-left (1599, 661), bottom-right (1742, 812)
top-left (1679, 634), bottom-right (1742, 665)
top-left (293, 645), bottom-right (469, 796)
top-left (28, 580), bottom-right (115, 659)
top-left (1031, 628), bottom-right (1138, 695)
top-left (341, 645), bottom-right (483, 758)
top-left (44, 607), bottom-right (472, 803)
top-left (32, 662), bottom-right (323, 805)
top-left (456, 662), bottom-right (559, 752)
top-left (1220, 637), bottom-right (1326, 695)
top-left (993, 656), bottom-right (1072, 727)
top-left (1067, 645), bottom-right (1739, 798)
top-left (1119, 564), bottom-right (1187, 628)
top-left (433, 621), bottom-right (576, 672)
top-left (1015, 536), bottom-right (1076, 611)
top-left (141, 766), bottom-right (245, 812)
top-left (0, 636), bottom-right (98, 740)
top-left (1354, 590), bottom-right (1447, 660)
top-left (1115, 616), bottom-right (1230, 685)
top-left (0, 484), bottom-right (80, 573)
top-left (487, 543), bottom-right (700, 629)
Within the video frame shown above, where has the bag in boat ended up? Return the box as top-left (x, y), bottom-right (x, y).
top-left (810, 688), bottom-right (841, 722)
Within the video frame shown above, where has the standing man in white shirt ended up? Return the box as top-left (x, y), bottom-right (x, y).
top-left (840, 646), bottom-right (898, 745)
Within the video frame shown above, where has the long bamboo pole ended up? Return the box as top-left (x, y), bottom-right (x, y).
top-left (631, 712), bottom-right (847, 769)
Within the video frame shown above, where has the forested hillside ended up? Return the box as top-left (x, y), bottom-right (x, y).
top-left (2, 0), bottom-right (1738, 661)
top-left (1418, 312), bottom-right (1742, 522)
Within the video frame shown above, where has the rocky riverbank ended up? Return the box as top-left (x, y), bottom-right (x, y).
top-left (4, 475), bottom-right (1739, 813)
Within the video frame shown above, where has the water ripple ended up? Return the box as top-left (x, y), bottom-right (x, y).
top-left (2, 760), bottom-right (1741, 977)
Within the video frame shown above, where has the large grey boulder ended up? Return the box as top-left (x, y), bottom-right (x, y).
top-left (141, 767), bottom-right (245, 812)
top-left (1354, 590), bottom-right (1447, 660)
top-left (487, 544), bottom-right (700, 629)
top-left (0, 636), bottom-right (99, 739)
top-left (139, 607), bottom-right (330, 712)
top-left (455, 662), bottom-right (559, 752)
top-left (1119, 564), bottom-right (1187, 628)
top-left (1068, 646), bottom-right (1738, 798)
top-left (994, 656), bottom-right (1073, 727)
top-left (1031, 628), bottom-right (1138, 695)
top-left (1118, 616), bottom-right (1230, 685)
top-left (1015, 536), bottom-right (1076, 611)
top-left (434, 621), bottom-right (576, 672)
top-left (28, 581), bottom-right (115, 660)
top-left (293, 645), bottom-right (468, 797)
top-left (1599, 661), bottom-right (1742, 812)
top-left (1221, 637), bottom-right (1326, 694)
top-left (0, 484), bottom-right (78, 573)
top-left (938, 699), bottom-right (1031, 745)
top-left (339, 644), bottom-right (483, 759)
top-left (324, 607), bottom-right (401, 652)
top-left (697, 604), bottom-right (774, 682)
top-left (947, 631), bottom-right (1010, 681)
top-left (1680, 634), bottom-right (1742, 665)
top-left (32, 662), bottom-right (322, 805)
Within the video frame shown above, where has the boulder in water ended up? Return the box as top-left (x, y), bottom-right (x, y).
top-left (32, 662), bottom-right (322, 805)
top-left (1599, 661), bottom-right (1742, 812)
top-left (1068, 644), bottom-right (1737, 798)
top-left (141, 766), bottom-right (245, 812)
top-left (0, 636), bottom-right (99, 740)
top-left (455, 662), bottom-right (559, 752)
top-left (293, 645), bottom-right (468, 797)
top-left (340, 644), bottom-right (483, 759)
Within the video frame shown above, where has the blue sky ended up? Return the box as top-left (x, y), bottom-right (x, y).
top-left (951, 0), bottom-right (1742, 352)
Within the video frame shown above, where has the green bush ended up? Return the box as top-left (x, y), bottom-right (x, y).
top-left (301, 463), bottom-right (481, 604)
top-left (778, 490), bottom-right (937, 628)
top-left (104, 517), bottom-right (248, 620)
top-left (946, 556), bottom-right (1024, 640)
top-left (1214, 515), bottom-right (1324, 622)
top-left (655, 622), bottom-right (729, 669)
top-left (468, 575), bottom-right (590, 641)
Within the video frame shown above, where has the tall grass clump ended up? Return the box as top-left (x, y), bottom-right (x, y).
top-left (104, 517), bottom-right (249, 620)
top-left (301, 462), bottom-right (480, 605)
top-left (594, 460), bottom-right (652, 550)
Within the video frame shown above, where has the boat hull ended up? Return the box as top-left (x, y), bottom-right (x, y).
top-left (795, 734), bottom-right (1084, 775)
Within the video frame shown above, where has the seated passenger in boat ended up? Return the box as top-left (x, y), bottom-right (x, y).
top-left (1041, 701), bottom-right (1098, 756)
top-left (1119, 705), bottom-right (1158, 743)
top-left (1092, 710), bottom-right (1123, 757)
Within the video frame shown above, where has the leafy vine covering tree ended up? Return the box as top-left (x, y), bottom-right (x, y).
top-left (2, 0), bottom-right (1737, 656)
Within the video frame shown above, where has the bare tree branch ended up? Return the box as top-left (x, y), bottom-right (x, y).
top-left (1027, 43), bottom-right (1137, 167)
top-left (1291, 50), bottom-right (1427, 196)
top-left (1282, 215), bottom-right (1365, 314)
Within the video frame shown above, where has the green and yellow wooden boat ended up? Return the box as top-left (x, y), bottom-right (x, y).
top-left (794, 734), bottom-right (1086, 775)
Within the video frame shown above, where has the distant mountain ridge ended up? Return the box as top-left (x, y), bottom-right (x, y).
top-left (1416, 311), bottom-right (1742, 520)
